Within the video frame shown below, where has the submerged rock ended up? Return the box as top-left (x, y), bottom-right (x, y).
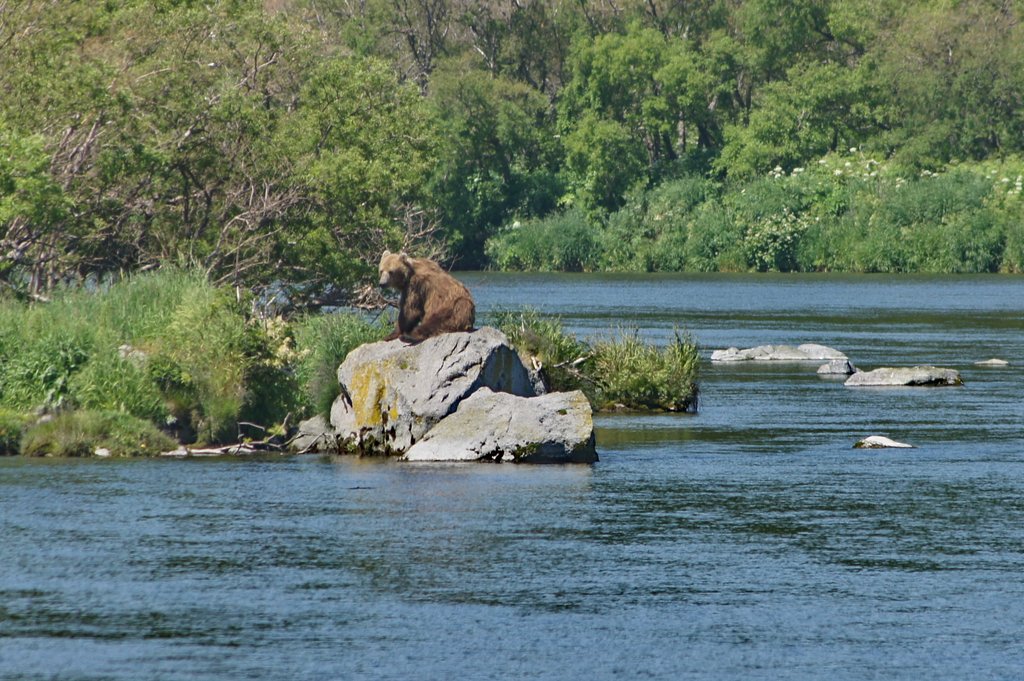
top-left (711, 343), bottom-right (847, 362)
top-left (844, 366), bottom-right (963, 387)
top-left (404, 388), bottom-right (597, 463)
top-left (974, 358), bottom-right (1009, 366)
top-left (817, 359), bottom-right (858, 376)
top-left (853, 435), bottom-right (915, 449)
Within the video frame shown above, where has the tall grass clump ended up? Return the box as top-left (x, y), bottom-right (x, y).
top-left (293, 312), bottom-right (392, 417)
top-left (0, 269), bottom-right (298, 449)
top-left (19, 410), bottom-right (176, 457)
top-left (494, 309), bottom-right (699, 412)
top-left (591, 329), bottom-right (699, 412)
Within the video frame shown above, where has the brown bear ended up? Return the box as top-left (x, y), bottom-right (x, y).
top-left (378, 250), bottom-right (476, 342)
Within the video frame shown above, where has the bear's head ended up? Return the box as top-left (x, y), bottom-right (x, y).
top-left (378, 250), bottom-right (413, 290)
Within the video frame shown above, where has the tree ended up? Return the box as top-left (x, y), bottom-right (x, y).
top-left (272, 56), bottom-right (442, 308)
top-left (716, 62), bottom-right (880, 177)
top-left (428, 62), bottom-right (560, 266)
top-left (563, 114), bottom-right (646, 214)
top-left (875, 0), bottom-right (1024, 165)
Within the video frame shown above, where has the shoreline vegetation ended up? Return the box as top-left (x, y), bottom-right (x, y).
top-left (0, 271), bottom-right (698, 457)
top-left (486, 155), bottom-right (1024, 274)
top-left (3, 1), bottom-right (1024, 313)
top-left (1, 1), bottom-right (1020, 455)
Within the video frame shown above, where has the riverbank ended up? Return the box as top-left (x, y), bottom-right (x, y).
top-left (485, 154), bottom-right (1024, 274)
top-left (0, 270), bottom-right (699, 457)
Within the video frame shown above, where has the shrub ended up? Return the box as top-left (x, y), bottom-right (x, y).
top-left (685, 204), bottom-right (746, 271)
top-left (293, 312), bottom-right (392, 417)
top-left (1002, 217), bottom-right (1024, 273)
top-left (20, 410), bottom-right (176, 458)
top-left (485, 210), bottom-right (602, 271)
top-left (591, 329), bottom-right (699, 412)
top-left (598, 175), bottom-right (714, 272)
top-left (743, 209), bottom-right (809, 272)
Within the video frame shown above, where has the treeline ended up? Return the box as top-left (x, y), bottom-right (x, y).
top-left (2, 0), bottom-right (1023, 306)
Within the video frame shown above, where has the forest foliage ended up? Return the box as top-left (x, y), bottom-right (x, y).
top-left (2, 0), bottom-right (1024, 306)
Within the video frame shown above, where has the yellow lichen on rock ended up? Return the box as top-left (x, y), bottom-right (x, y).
top-left (347, 361), bottom-right (392, 426)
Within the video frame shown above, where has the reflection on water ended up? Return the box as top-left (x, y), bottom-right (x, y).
top-left (2, 274), bottom-right (1023, 681)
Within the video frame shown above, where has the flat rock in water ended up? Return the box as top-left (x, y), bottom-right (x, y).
top-left (845, 366), bottom-right (963, 387)
top-left (711, 343), bottom-right (847, 362)
top-left (818, 359), bottom-right (857, 375)
top-left (974, 358), bottom-right (1009, 366)
top-left (404, 388), bottom-right (596, 463)
top-left (854, 435), bottom-right (915, 449)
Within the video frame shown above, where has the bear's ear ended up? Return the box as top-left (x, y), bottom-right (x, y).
top-left (399, 252), bottom-right (412, 266)
top-left (382, 249), bottom-right (391, 258)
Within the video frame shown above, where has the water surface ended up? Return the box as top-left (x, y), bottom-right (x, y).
top-left (2, 274), bottom-right (1023, 680)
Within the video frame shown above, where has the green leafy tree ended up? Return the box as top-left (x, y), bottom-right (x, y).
top-left (428, 62), bottom-right (560, 266)
top-left (276, 56), bottom-right (442, 307)
top-left (563, 114), bottom-right (646, 214)
top-left (875, 0), bottom-right (1024, 165)
top-left (716, 62), bottom-right (879, 178)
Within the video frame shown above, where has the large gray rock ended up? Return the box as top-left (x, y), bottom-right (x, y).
top-left (711, 343), bottom-right (847, 362)
top-left (404, 388), bottom-right (597, 463)
top-left (331, 327), bottom-right (540, 454)
top-left (845, 366), bottom-right (963, 387)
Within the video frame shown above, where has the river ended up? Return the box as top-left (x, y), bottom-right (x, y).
top-left (2, 273), bottom-right (1023, 680)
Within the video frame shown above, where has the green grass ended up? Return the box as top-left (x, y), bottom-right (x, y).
top-left (0, 409), bottom-right (31, 456)
top-left (20, 410), bottom-right (177, 458)
top-left (494, 309), bottom-right (699, 412)
top-left (293, 311), bottom-right (392, 417)
top-left (0, 269), bottom-right (302, 449)
top-left (591, 329), bottom-right (699, 412)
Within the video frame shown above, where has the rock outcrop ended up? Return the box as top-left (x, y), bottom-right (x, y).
top-left (711, 343), bottom-right (847, 362)
top-left (404, 388), bottom-right (596, 463)
top-left (296, 327), bottom-right (597, 463)
top-left (331, 327), bottom-right (538, 454)
top-left (844, 366), bottom-right (963, 387)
